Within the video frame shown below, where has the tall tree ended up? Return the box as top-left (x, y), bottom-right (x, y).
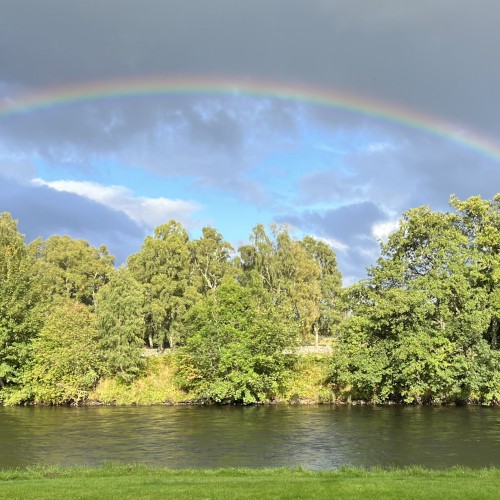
top-left (95, 268), bottom-right (146, 383)
top-left (450, 194), bottom-right (500, 349)
top-left (239, 225), bottom-right (324, 342)
top-left (128, 220), bottom-right (199, 349)
top-left (301, 236), bottom-right (343, 344)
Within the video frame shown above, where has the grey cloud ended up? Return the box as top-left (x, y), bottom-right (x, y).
top-left (298, 127), bottom-right (500, 215)
top-left (1, 94), bottom-right (298, 204)
top-left (277, 202), bottom-right (389, 282)
top-left (0, 174), bottom-right (145, 264)
top-left (0, 160), bottom-right (37, 182)
top-left (1, 1), bottom-right (499, 134)
top-left (299, 170), bottom-right (360, 204)
top-left (184, 107), bottom-right (244, 152)
top-left (1, 0), bottom-right (499, 199)
top-left (282, 202), bottom-right (388, 243)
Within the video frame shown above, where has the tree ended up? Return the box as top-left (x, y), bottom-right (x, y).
top-left (332, 200), bottom-right (500, 404)
top-left (188, 226), bottom-right (234, 295)
top-left (301, 236), bottom-right (343, 344)
top-left (239, 225), bottom-right (324, 343)
top-left (128, 220), bottom-right (199, 349)
top-left (95, 268), bottom-right (146, 383)
top-left (0, 213), bottom-right (43, 398)
top-left (34, 235), bottom-right (114, 307)
top-left (28, 300), bottom-right (101, 404)
top-left (176, 277), bottom-right (299, 404)
top-left (450, 194), bottom-right (500, 349)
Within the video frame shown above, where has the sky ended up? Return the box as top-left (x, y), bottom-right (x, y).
top-left (1, 0), bottom-right (500, 284)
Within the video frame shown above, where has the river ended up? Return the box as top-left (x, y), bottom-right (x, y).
top-left (1, 405), bottom-right (499, 470)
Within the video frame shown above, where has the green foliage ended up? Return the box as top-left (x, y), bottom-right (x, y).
top-left (282, 354), bottom-right (334, 403)
top-left (0, 213), bottom-right (44, 398)
top-left (33, 235), bottom-right (114, 307)
top-left (90, 354), bottom-right (193, 404)
top-left (128, 220), bottom-right (200, 348)
top-left (301, 236), bottom-right (343, 340)
top-left (332, 197), bottom-right (500, 404)
top-left (28, 300), bottom-right (101, 404)
top-left (188, 226), bottom-right (234, 295)
top-left (6, 193), bottom-right (500, 407)
top-left (239, 225), bottom-right (341, 343)
top-left (95, 268), bottom-right (146, 383)
top-left (176, 278), bottom-right (299, 404)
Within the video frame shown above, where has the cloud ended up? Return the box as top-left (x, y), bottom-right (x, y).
top-left (0, 95), bottom-right (300, 207)
top-left (32, 178), bottom-right (201, 229)
top-left (0, 174), bottom-right (145, 264)
top-left (372, 219), bottom-right (399, 242)
top-left (2, 1), bottom-right (499, 145)
top-left (314, 236), bottom-right (349, 254)
top-left (298, 127), bottom-right (500, 213)
top-left (277, 202), bottom-right (391, 283)
top-left (0, 160), bottom-right (37, 182)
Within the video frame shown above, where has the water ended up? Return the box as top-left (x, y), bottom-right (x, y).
top-left (1, 405), bottom-right (499, 470)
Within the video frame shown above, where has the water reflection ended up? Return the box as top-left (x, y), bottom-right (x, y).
top-left (0, 405), bottom-right (499, 469)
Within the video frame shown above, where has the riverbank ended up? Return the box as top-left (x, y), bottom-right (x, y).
top-left (1, 465), bottom-right (499, 499)
top-left (89, 353), bottom-right (334, 406)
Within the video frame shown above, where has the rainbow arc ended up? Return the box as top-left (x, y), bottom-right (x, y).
top-left (1, 75), bottom-right (499, 161)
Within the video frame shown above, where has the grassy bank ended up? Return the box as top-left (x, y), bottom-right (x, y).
top-left (89, 353), bottom-right (333, 406)
top-left (1, 465), bottom-right (499, 499)
top-left (89, 354), bottom-right (194, 405)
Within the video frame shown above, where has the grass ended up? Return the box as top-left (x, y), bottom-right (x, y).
top-left (89, 355), bottom-right (194, 405)
top-left (88, 353), bottom-right (334, 406)
top-left (280, 354), bottom-right (334, 404)
top-left (1, 465), bottom-right (499, 499)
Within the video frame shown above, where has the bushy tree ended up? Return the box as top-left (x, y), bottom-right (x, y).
top-left (239, 225), bottom-right (334, 343)
top-left (176, 277), bottom-right (299, 404)
top-left (332, 199), bottom-right (500, 404)
top-left (128, 220), bottom-right (200, 348)
top-left (0, 213), bottom-right (44, 398)
top-left (28, 300), bottom-right (101, 404)
top-left (34, 235), bottom-right (114, 307)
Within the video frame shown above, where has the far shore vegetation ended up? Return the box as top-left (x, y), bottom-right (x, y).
top-left (1, 194), bottom-right (500, 406)
top-left (1, 465), bottom-right (500, 499)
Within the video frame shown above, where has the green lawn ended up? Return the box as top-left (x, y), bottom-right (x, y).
top-left (1, 465), bottom-right (499, 499)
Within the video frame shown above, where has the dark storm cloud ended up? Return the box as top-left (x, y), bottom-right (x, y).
top-left (1, 0), bottom-right (499, 198)
top-left (0, 174), bottom-right (145, 264)
top-left (2, 0), bottom-right (499, 133)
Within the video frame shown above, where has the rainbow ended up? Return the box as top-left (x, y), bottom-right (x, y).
top-left (1, 75), bottom-right (499, 161)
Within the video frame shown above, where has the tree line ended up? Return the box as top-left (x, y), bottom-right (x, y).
top-left (0, 216), bottom-right (341, 404)
top-left (1, 194), bottom-right (500, 405)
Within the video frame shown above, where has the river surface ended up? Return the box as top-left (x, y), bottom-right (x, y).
top-left (1, 405), bottom-right (499, 470)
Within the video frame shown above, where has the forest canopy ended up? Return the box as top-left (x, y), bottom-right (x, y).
top-left (1, 194), bottom-right (500, 405)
